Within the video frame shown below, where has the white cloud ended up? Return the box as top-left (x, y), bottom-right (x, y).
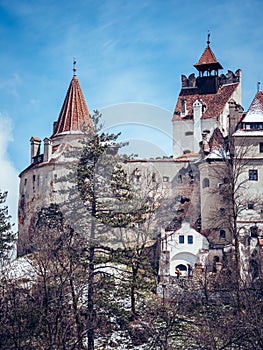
top-left (0, 114), bottom-right (19, 229)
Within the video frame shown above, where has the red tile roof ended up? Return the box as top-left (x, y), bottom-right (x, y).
top-left (172, 83), bottom-right (239, 121)
top-left (194, 45), bottom-right (223, 71)
top-left (208, 128), bottom-right (224, 152)
top-left (30, 136), bottom-right (41, 142)
top-left (52, 75), bottom-right (93, 137)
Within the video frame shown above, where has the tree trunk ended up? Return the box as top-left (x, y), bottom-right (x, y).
top-left (131, 265), bottom-right (138, 319)
top-left (87, 205), bottom-right (96, 350)
top-left (87, 248), bottom-right (95, 350)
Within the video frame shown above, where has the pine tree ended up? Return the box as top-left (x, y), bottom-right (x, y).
top-left (0, 191), bottom-right (16, 262)
top-left (76, 120), bottom-right (142, 349)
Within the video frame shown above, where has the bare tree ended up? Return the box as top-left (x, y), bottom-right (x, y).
top-left (200, 128), bottom-right (261, 312)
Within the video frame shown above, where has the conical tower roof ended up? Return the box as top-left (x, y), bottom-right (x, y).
top-left (242, 90), bottom-right (263, 123)
top-left (194, 38), bottom-right (223, 73)
top-left (52, 74), bottom-right (93, 137)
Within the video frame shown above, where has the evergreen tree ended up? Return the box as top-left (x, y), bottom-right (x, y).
top-left (76, 111), bottom-right (154, 349)
top-left (0, 191), bottom-right (16, 262)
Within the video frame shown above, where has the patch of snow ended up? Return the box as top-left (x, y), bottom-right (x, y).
top-left (234, 130), bottom-right (263, 136)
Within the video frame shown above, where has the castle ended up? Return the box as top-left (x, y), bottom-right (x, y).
top-left (17, 38), bottom-right (263, 284)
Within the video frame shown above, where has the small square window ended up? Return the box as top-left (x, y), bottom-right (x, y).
top-left (223, 177), bottom-right (229, 184)
top-left (185, 131), bottom-right (193, 136)
top-left (179, 235), bottom-right (184, 244)
top-left (248, 203), bottom-right (254, 210)
top-left (219, 208), bottom-right (225, 216)
top-left (188, 235), bottom-right (193, 244)
top-left (259, 143), bottom-right (263, 153)
top-left (249, 169), bottom-right (258, 181)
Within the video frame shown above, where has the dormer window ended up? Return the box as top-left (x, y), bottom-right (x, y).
top-left (250, 123), bottom-right (263, 130)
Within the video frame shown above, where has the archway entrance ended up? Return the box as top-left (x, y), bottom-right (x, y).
top-left (176, 264), bottom-right (187, 272)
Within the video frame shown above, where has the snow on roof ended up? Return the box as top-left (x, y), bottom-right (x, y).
top-left (242, 91), bottom-right (263, 123)
top-left (234, 129), bottom-right (263, 137)
top-left (205, 148), bottom-right (228, 160)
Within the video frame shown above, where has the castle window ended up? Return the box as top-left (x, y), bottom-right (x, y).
top-left (251, 123), bottom-right (263, 130)
top-left (248, 203), bottom-right (254, 210)
top-left (202, 178), bottom-right (210, 188)
top-left (179, 235), bottom-right (184, 244)
top-left (219, 208), bottom-right (225, 216)
top-left (188, 235), bottom-right (193, 244)
top-left (223, 177), bottom-right (229, 184)
top-left (163, 176), bottom-right (169, 182)
top-left (33, 175), bottom-right (36, 191)
top-left (24, 178), bottom-right (27, 186)
top-left (219, 229), bottom-right (226, 239)
top-left (249, 169), bottom-right (258, 181)
top-left (181, 99), bottom-right (186, 115)
top-left (152, 173), bottom-right (156, 182)
top-left (250, 226), bottom-right (258, 238)
top-left (260, 142), bottom-right (263, 153)
top-left (185, 131), bottom-right (193, 136)
top-left (132, 168), bottom-right (141, 183)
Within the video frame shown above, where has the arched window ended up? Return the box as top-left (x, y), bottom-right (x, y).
top-left (176, 264), bottom-right (187, 271)
top-left (220, 229), bottom-right (226, 239)
top-left (213, 256), bottom-right (220, 272)
top-left (202, 178), bottom-right (210, 188)
top-left (181, 99), bottom-right (186, 115)
top-left (250, 226), bottom-right (258, 238)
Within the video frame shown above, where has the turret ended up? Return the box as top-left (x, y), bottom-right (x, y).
top-left (194, 33), bottom-right (223, 94)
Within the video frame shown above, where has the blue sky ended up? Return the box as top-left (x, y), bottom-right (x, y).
top-left (1, 0), bottom-right (263, 222)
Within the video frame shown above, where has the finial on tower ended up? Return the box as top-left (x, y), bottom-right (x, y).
top-left (207, 30), bottom-right (211, 46)
top-left (73, 57), bottom-right (77, 76)
top-left (257, 81), bottom-right (261, 92)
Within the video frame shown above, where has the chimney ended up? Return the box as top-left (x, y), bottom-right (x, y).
top-left (30, 137), bottom-right (41, 164)
top-left (193, 99), bottom-right (203, 153)
top-left (43, 137), bottom-right (52, 162)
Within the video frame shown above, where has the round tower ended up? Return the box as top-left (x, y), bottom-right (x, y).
top-left (17, 71), bottom-right (93, 256)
